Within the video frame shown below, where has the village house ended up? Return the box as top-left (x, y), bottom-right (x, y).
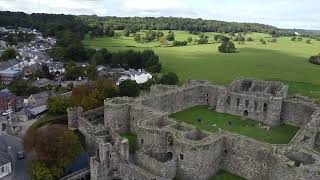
top-left (0, 69), bottom-right (22, 85)
top-left (46, 61), bottom-right (65, 76)
top-left (0, 90), bottom-right (17, 114)
top-left (28, 91), bottom-right (50, 108)
top-left (116, 69), bottom-right (152, 85)
top-left (0, 140), bottom-right (12, 179)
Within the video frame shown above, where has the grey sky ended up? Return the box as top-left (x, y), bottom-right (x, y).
top-left (0, 0), bottom-right (319, 30)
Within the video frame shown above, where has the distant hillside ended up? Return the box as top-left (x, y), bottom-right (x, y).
top-left (0, 11), bottom-right (318, 38)
top-left (78, 15), bottom-right (287, 35)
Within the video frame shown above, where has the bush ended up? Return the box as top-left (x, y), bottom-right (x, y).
top-left (309, 54), bottom-right (320, 65)
top-left (247, 37), bottom-right (254, 41)
top-left (218, 40), bottom-right (236, 53)
top-left (306, 39), bottom-right (312, 44)
top-left (160, 72), bottom-right (179, 85)
top-left (173, 41), bottom-right (188, 47)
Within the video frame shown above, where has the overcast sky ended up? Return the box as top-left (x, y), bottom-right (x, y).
top-left (0, 0), bottom-right (319, 30)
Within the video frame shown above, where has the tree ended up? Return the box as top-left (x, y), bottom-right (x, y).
top-left (28, 161), bottom-right (54, 180)
top-left (218, 39), bottom-right (237, 53)
top-left (160, 72), bottom-right (179, 85)
top-left (71, 79), bottom-right (119, 110)
top-left (187, 36), bottom-right (193, 44)
top-left (9, 80), bottom-right (40, 96)
top-left (260, 39), bottom-right (267, 44)
top-left (159, 36), bottom-right (167, 45)
top-left (1, 48), bottom-right (19, 61)
top-left (306, 39), bottom-right (312, 44)
top-left (166, 33), bottom-right (175, 41)
top-left (24, 126), bottom-right (83, 179)
top-left (48, 96), bottom-right (72, 115)
top-left (309, 54), bottom-right (320, 65)
top-left (270, 38), bottom-right (277, 43)
top-left (119, 80), bottom-right (140, 97)
top-left (65, 63), bottom-right (85, 80)
top-left (134, 33), bottom-right (141, 42)
top-left (86, 64), bottom-right (97, 80)
top-left (123, 29), bottom-right (130, 37)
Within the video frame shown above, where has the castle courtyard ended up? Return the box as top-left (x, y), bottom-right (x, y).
top-left (170, 105), bottom-right (300, 144)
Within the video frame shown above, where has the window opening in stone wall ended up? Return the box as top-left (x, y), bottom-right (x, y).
top-left (236, 98), bottom-right (240, 106)
top-left (226, 96), bottom-right (231, 105)
top-left (245, 100), bottom-right (249, 107)
top-left (168, 136), bottom-right (173, 146)
top-left (254, 102), bottom-right (258, 111)
top-left (179, 154), bottom-right (184, 160)
top-left (263, 103), bottom-right (268, 112)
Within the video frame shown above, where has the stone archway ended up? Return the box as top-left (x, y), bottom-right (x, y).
top-left (243, 110), bottom-right (249, 117)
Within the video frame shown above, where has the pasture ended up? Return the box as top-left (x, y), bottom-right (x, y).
top-left (83, 31), bottom-right (320, 100)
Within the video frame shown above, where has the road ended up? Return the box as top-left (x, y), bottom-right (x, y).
top-left (0, 133), bottom-right (30, 180)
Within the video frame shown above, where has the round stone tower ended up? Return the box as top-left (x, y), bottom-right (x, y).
top-left (67, 107), bottom-right (83, 130)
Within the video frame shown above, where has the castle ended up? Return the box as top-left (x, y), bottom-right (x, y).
top-left (67, 78), bottom-right (320, 180)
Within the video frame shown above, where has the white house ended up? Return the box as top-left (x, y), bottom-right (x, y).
top-left (0, 152), bottom-right (12, 179)
top-left (116, 69), bottom-right (152, 85)
top-left (0, 140), bottom-right (12, 179)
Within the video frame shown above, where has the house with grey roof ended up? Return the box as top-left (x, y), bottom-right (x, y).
top-left (28, 91), bottom-right (50, 108)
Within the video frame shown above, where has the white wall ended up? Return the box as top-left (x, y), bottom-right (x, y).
top-left (0, 162), bottom-right (12, 179)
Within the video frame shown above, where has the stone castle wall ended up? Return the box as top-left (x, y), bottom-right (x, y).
top-left (281, 97), bottom-right (318, 126)
top-left (67, 78), bottom-right (320, 180)
top-left (220, 133), bottom-right (273, 180)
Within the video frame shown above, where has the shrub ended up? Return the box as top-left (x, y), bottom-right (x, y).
top-left (160, 72), bottom-right (179, 85)
top-left (218, 40), bottom-right (237, 53)
top-left (309, 54), bottom-right (320, 65)
top-left (173, 41), bottom-right (188, 47)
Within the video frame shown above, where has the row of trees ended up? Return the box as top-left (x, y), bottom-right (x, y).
top-left (91, 49), bottom-right (162, 73)
top-left (78, 15), bottom-right (295, 37)
top-left (48, 72), bottom-right (179, 113)
top-left (133, 30), bottom-right (164, 43)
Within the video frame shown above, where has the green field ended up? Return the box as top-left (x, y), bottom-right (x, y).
top-left (169, 106), bottom-right (299, 144)
top-left (83, 31), bottom-right (320, 100)
top-left (209, 170), bottom-right (246, 180)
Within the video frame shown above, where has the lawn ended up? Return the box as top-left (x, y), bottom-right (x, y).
top-left (120, 132), bottom-right (138, 153)
top-left (83, 31), bottom-right (320, 101)
top-left (209, 170), bottom-right (246, 180)
top-left (169, 106), bottom-right (299, 144)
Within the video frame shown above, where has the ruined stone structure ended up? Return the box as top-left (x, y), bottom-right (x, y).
top-left (67, 78), bottom-right (320, 180)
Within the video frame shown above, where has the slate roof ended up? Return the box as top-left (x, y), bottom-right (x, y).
top-left (0, 138), bottom-right (10, 166)
top-left (29, 105), bottom-right (48, 115)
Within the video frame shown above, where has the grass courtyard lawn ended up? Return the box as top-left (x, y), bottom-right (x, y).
top-left (83, 31), bottom-right (320, 101)
top-left (208, 170), bottom-right (246, 180)
top-left (120, 132), bottom-right (138, 153)
top-left (169, 106), bottom-right (299, 144)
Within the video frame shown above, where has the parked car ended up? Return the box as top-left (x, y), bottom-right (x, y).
top-left (17, 151), bottom-right (25, 159)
